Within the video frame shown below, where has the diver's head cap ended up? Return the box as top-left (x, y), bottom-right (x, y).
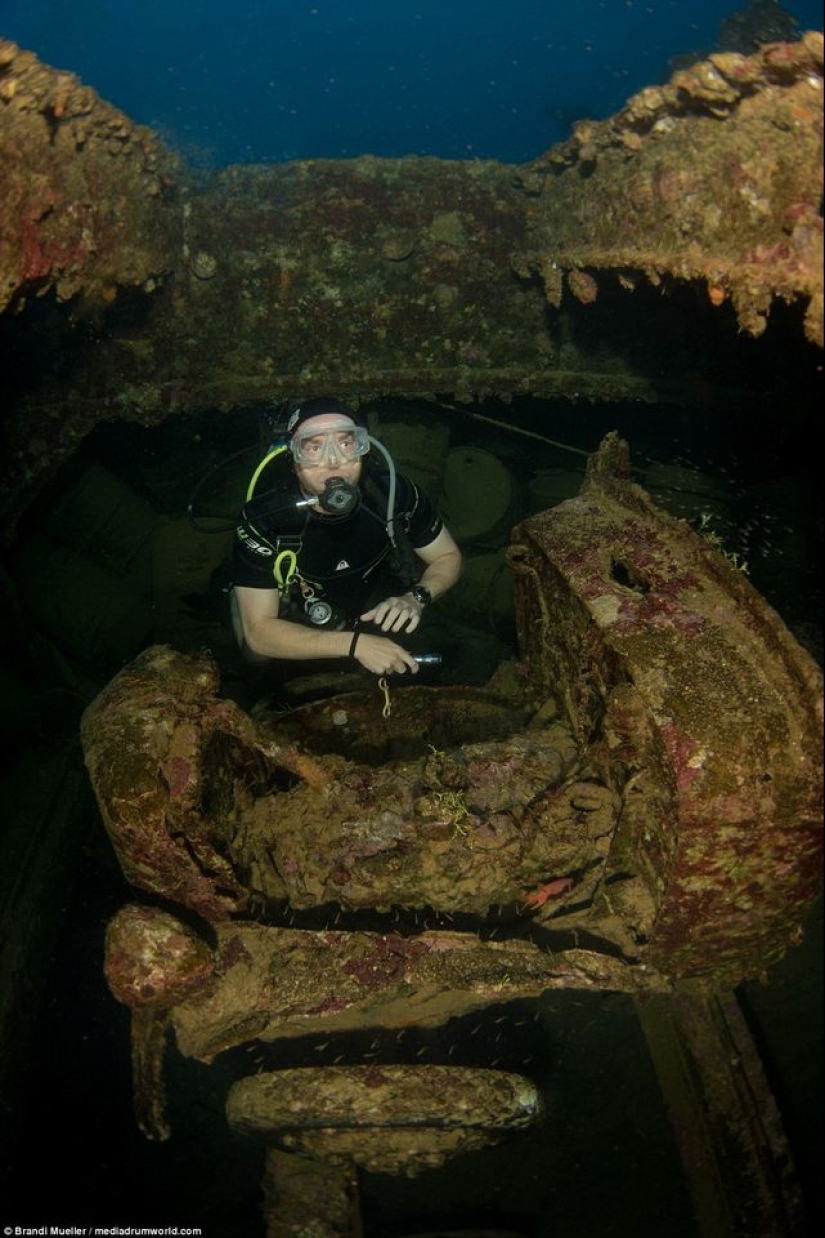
top-left (286, 397), bottom-right (366, 438)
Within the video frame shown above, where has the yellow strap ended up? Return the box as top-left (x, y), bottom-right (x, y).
top-left (274, 549), bottom-right (298, 593)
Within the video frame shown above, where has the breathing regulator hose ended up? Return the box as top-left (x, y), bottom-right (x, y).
top-left (186, 435), bottom-right (399, 541)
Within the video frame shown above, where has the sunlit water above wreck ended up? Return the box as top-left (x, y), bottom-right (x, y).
top-left (3, 392), bottom-right (822, 1234)
top-left (1, 0), bottom-right (823, 165)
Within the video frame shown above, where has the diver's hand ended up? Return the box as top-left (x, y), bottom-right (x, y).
top-left (352, 633), bottom-right (420, 676)
top-left (361, 593), bottom-right (424, 634)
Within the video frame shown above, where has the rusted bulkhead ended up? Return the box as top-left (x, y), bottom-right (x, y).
top-left (508, 435), bottom-right (823, 977)
top-left (517, 32), bottom-right (824, 347)
top-left (0, 39), bottom-right (181, 315)
top-left (2, 36), bottom-right (823, 530)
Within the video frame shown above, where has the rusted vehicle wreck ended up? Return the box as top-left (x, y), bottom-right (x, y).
top-left (81, 434), bottom-right (823, 1237)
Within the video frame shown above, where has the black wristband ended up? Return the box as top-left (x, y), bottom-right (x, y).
top-left (348, 630), bottom-right (360, 660)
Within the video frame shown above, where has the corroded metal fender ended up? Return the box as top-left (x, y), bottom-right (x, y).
top-left (81, 647), bottom-right (612, 918)
top-left (508, 433), bottom-right (823, 978)
top-left (80, 646), bottom-right (329, 921)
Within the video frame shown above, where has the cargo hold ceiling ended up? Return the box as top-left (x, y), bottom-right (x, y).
top-left (1, 34), bottom-right (822, 528)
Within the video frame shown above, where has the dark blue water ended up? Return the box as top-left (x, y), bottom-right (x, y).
top-left (1, 0), bottom-right (822, 165)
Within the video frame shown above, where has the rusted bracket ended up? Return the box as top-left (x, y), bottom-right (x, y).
top-left (635, 988), bottom-right (807, 1237)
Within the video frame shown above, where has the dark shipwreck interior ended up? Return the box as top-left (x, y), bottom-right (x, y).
top-left (1, 30), bottom-right (823, 1238)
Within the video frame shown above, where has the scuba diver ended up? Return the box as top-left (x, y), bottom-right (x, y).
top-left (228, 396), bottom-right (462, 678)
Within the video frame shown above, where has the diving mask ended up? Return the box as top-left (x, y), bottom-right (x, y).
top-left (290, 422), bottom-right (370, 468)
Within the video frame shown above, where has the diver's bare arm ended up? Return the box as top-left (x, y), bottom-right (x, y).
top-left (361, 526), bottom-right (463, 633)
top-left (235, 585), bottom-right (417, 672)
top-left (411, 525), bottom-right (463, 600)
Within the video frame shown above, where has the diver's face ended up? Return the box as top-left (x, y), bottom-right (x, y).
top-left (295, 453), bottom-right (363, 499)
top-left (291, 415), bottom-right (366, 500)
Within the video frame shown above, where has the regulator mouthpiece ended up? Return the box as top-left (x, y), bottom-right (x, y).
top-left (319, 477), bottom-right (360, 516)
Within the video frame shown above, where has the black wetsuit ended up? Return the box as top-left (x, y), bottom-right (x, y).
top-left (231, 462), bottom-right (442, 628)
